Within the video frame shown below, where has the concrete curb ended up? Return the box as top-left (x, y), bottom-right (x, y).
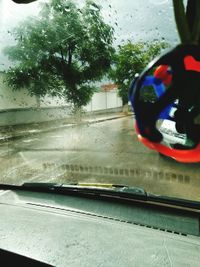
top-left (0, 114), bottom-right (132, 143)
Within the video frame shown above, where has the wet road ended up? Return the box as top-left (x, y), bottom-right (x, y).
top-left (0, 116), bottom-right (200, 201)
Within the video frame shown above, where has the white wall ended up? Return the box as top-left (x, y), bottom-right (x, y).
top-left (1, 73), bottom-right (122, 112)
top-left (40, 95), bottom-right (68, 108)
top-left (85, 91), bottom-right (122, 112)
top-left (0, 73), bottom-right (37, 109)
top-left (0, 73), bottom-right (71, 125)
top-left (0, 73), bottom-right (67, 110)
top-left (0, 72), bottom-right (122, 125)
top-left (107, 91), bottom-right (122, 109)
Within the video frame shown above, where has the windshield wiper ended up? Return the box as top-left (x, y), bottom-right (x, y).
top-left (0, 182), bottom-right (200, 210)
top-left (0, 182), bottom-right (147, 201)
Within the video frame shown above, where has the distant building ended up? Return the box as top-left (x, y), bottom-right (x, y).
top-left (100, 83), bottom-right (118, 92)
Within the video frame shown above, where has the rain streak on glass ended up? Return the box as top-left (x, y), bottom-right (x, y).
top-left (0, 0), bottom-right (200, 202)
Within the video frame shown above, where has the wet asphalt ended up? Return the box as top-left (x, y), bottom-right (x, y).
top-left (0, 116), bottom-right (200, 201)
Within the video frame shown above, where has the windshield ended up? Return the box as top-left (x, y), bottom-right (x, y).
top-left (0, 0), bottom-right (199, 203)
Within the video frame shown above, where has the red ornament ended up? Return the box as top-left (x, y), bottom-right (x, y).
top-left (184, 55), bottom-right (200, 72)
top-left (154, 65), bottom-right (172, 86)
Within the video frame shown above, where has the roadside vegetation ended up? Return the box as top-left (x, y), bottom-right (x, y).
top-left (4, 0), bottom-right (168, 111)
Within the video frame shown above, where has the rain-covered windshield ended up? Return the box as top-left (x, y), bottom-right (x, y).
top-left (0, 0), bottom-right (199, 203)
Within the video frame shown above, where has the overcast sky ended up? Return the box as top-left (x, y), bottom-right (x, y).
top-left (0, 0), bottom-right (179, 70)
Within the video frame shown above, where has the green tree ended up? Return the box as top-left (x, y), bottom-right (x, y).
top-left (4, 0), bottom-right (114, 109)
top-left (110, 41), bottom-right (169, 106)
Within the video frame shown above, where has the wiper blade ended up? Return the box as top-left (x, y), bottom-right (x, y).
top-left (61, 183), bottom-right (147, 200)
top-left (148, 193), bottom-right (200, 210)
top-left (1, 182), bottom-right (200, 210)
top-left (0, 183), bottom-right (61, 192)
top-left (0, 182), bottom-right (147, 201)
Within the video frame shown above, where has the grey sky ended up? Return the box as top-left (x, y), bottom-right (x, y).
top-left (100, 0), bottom-right (178, 44)
top-left (0, 0), bottom-right (179, 70)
